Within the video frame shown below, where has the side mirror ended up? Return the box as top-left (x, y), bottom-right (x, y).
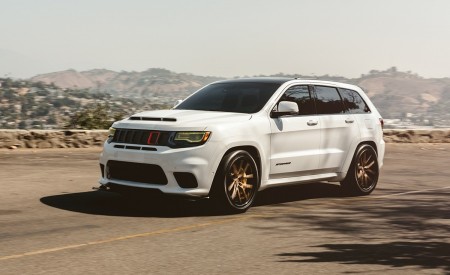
top-left (173, 99), bottom-right (183, 107)
top-left (271, 101), bottom-right (299, 118)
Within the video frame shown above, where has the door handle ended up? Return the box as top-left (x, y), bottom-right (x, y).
top-left (345, 118), bottom-right (354, 123)
top-left (307, 120), bottom-right (318, 126)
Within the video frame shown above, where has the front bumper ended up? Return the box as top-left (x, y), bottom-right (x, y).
top-left (99, 140), bottom-right (221, 197)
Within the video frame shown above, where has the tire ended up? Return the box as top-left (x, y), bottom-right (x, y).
top-left (341, 144), bottom-right (379, 196)
top-left (210, 150), bottom-right (259, 213)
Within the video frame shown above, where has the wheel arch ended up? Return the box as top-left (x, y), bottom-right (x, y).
top-left (222, 145), bottom-right (262, 180)
top-left (209, 145), bottom-right (263, 195)
top-left (359, 140), bottom-right (378, 156)
top-left (340, 139), bottom-right (379, 180)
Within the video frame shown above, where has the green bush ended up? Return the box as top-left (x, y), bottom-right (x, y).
top-left (66, 104), bottom-right (123, 129)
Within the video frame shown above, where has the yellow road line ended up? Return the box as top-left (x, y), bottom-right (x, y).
top-left (0, 214), bottom-right (263, 261)
top-left (2, 185), bottom-right (450, 261)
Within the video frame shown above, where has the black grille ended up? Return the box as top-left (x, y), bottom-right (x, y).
top-left (112, 129), bottom-right (171, 146)
top-left (107, 160), bottom-right (168, 185)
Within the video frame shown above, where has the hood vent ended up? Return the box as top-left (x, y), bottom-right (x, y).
top-left (129, 116), bottom-right (177, 122)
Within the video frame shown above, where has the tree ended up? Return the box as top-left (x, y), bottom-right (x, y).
top-left (34, 104), bottom-right (50, 116)
top-left (66, 103), bottom-right (115, 129)
top-left (47, 115), bottom-right (57, 125)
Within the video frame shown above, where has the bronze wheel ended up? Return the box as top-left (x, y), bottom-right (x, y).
top-left (211, 150), bottom-right (259, 212)
top-left (342, 144), bottom-right (379, 195)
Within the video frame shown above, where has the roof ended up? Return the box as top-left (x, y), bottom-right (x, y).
top-left (213, 77), bottom-right (358, 90)
top-left (214, 77), bottom-right (293, 85)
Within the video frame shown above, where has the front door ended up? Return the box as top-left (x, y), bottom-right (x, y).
top-left (269, 85), bottom-right (321, 177)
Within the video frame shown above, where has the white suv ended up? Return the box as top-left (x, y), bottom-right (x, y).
top-left (99, 78), bottom-right (385, 212)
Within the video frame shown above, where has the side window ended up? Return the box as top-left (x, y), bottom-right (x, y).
top-left (279, 85), bottom-right (315, 115)
top-left (339, 88), bottom-right (371, 114)
top-left (314, 86), bottom-right (345, 114)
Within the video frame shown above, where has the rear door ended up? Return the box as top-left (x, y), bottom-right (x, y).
top-left (339, 87), bottom-right (375, 136)
top-left (313, 85), bottom-right (360, 172)
top-left (269, 85), bottom-right (321, 176)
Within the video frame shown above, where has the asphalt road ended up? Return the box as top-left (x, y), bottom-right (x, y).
top-left (1, 144), bottom-right (449, 274)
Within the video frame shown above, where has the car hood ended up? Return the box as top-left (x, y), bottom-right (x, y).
top-left (112, 109), bottom-right (252, 131)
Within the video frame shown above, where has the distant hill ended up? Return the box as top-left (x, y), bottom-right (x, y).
top-left (32, 68), bottom-right (223, 99)
top-left (31, 69), bottom-right (118, 90)
top-left (30, 67), bottom-right (450, 127)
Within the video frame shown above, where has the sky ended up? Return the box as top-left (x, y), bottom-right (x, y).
top-left (1, 0), bottom-right (450, 79)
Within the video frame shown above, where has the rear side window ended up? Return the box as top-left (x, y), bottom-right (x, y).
top-left (279, 85), bottom-right (315, 115)
top-left (339, 88), bottom-right (371, 114)
top-left (314, 86), bottom-right (345, 114)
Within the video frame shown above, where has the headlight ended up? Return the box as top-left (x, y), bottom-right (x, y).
top-left (107, 127), bottom-right (116, 143)
top-left (174, 132), bottom-right (210, 143)
top-left (172, 131), bottom-right (211, 147)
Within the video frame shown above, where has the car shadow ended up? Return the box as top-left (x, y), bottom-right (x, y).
top-left (40, 182), bottom-right (346, 218)
top-left (255, 182), bottom-right (346, 207)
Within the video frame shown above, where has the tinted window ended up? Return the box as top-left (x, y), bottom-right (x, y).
top-left (314, 86), bottom-right (345, 114)
top-left (278, 85), bottom-right (315, 115)
top-left (175, 82), bottom-right (281, 114)
top-left (339, 88), bottom-right (371, 114)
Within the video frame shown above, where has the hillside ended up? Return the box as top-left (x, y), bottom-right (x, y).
top-left (24, 67), bottom-right (450, 127)
top-left (356, 70), bottom-right (450, 127)
top-left (32, 68), bottom-right (223, 100)
top-left (0, 78), bottom-right (169, 129)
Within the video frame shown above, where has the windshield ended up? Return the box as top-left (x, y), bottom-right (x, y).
top-left (175, 82), bottom-right (282, 114)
